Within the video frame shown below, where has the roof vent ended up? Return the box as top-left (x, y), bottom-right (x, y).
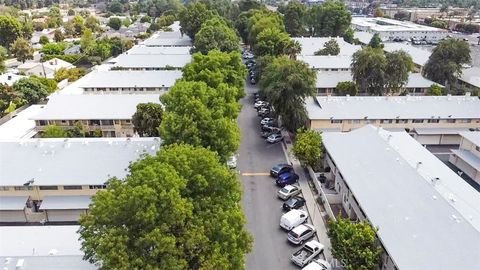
top-left (15, 259), bottom-right (25, 270)
top-left (431, 177), bottom-right (440, 185)
top-left (416, 161), bottom-right (422, 170)
top-left (449, 193), bottom-right (456, 203)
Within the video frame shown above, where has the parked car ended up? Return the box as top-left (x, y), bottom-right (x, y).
top-left (277, 185), bottom-right (301, 200)
top-left (276, 172), bottom-right (299, 187)
top-left (302, 259), bottom-right (332, 270)
top-left (254, 101), bottom-right (268, 108)
top-left (290, 240), bottom-right (325, 267)
top-left (287, 224), bottom-right (316, 245)
top-left (227, 155), bottom-right (237, 169)
top-left (250, 78), bottom-right (256, 85)
top-left (270, 163), bottom-right (294, 177)
top-left (261, 128), bottom-right (281, 138)
top-left (280, 209), bottom-right (308, 231)
top-left (266, 133), bottom-right (283, 143)
top-left (261, 124), bottom-right (278, 132)
top-left (260, 117), bottom-right (274, 125)
top-left (258, 110), bottom-right (271, 118)
top-left (283, 196), bottom-right (306, 211)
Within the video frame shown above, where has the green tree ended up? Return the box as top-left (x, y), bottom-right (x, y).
top-left (329, 217), bottom-right (382, 270)
top-left (179, 2), bottom-right (218, 39)
top-left (385, 50), bottom-right (413, 93)
top-left (10, 37), bottom-right (33, 63)
top-left (283, 0), bottom-right (307, 37)
top-left (0, 46), bottom-right (7, 74)
top-left (39, 35), bottom-right (49, 45)
top-left (140, 15), bottom-right (151, 23)
top-left (54, 29), bottom-right (64, 42)
top-left (431, 20), bottom-right (447, 29)
top-left (368, 33), bottom-right (383, 49)
top-left (72, 15), bottom-right (85, 36)
top-left (335, 81), bottom-right (357, 96)
top-left (0, 15), bottom-right (23, 48)
top-left (426, 84), bottom-right (444, 95)
top-left (343, 27), bottom-right (355, 43)
top-left (259, 56), bottom-right (316, 132)
top-left (80, 29), bottom-right (95, 54)
top-left (307, 0), bottom-right (351, 37)
top-left (109, 0), bottom-right (124, 14)
top-left (248, 10), bottom-right (284, 46)
top-left (67, 9), bottom-right (75, 16)
top-left (20, 19), bottom-right (33, 40)
top-left (42, 125), bottom-right (68, 138)
top-left (123, 18), bottom-right (132, 27)
top-left (54, 67), bottom-right (86, 82)
top-left (182, 50), bottom-right (247, 100)
top-left (0, 83), bottom-right (22, 114)
top-left (351, 47), bottom-right (386, 95)
top-left (254, 27), bottom-right (293, 57)
top-left (423, 38), bottom-right (471, 88)
top-left (374, 7), bottom-right (384, 17)
top-left (132, 102), bottom-right (164, 137)
top-left (68, 122), bottom-right (86, 137)
top-left (159, 81), bottom-right (241, 160)
top-left (41, 42), bottom-right (67, 55)
top-left (314, 39), bottom-right (340, 56)
top-left (79, 144), bottom-right (252, 269)
top-left (292, 129), bottom-right (322, 167)
top-left (108, 17), bottom-right (122, 30)
top-left (13, 77), bottom-right (50, 104)
top-left (48, 6), bottom-right (62, 28)
top-left (235, 10), bottom-right (255, 43)
top-left (193, 16), bottom-right (240, 54)
top-left (237, 0), bottom-right (263, 12)
top-left (85, 16), bottom-right (101, 32)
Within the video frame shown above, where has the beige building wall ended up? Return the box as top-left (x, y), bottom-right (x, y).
top-left (35, 119), bottom-right (135, 137)
top-left (0, 185), bottom-right (101, 201)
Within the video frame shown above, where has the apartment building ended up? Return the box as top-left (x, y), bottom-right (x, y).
top-left (127, 45), bottom-right (192, 55)
top-left (112, 54), bottom-right (192, 70)
top-left (458, 67), bottom-right (480, 93)
top-left (31, 94), bottom-right (161, 137)
top-left (315, 72), bottom-right (439, 95)
top-left (142, 31), bottom-right (193, 47)
top-left (320, 125), bottom-right (480, 270)
top-left (305, 94), bottom-right (480, 144)
top-left (298, 55), bottom-right (352, 71)
top-left (80, 70), bottom-right (183, 93)
top-left (449, 132), bottom-right (480, 184)
top-left (292, 37), bottom-right (361, 56)
top-left (0, 137), bottom-right (160, 223)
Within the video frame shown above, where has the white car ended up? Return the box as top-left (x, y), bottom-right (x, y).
top-left (260, 117), bottom-right (274, 125)
top-left (277, 185), bottom-right (301, 200)
top-left (302, 259), bottom-right (331, 270)
top-left (288, 224), bottom-right (316, 245)
top-left (227, 155), bottom-right (237, 169)
top-left (291, 240), bottom-right (325, 267)
top-left (266, 133), bottom-right (283, 143)
top-left (280, 209), bottom-right (308, 231)
top-left (254, 100), bottom-right (268, 108)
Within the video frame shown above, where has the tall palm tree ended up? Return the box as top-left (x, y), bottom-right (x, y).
top-left (286, 40), bottom-right (302, 60)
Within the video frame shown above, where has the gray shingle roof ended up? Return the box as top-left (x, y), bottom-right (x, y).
top-left (32, 94), bottom-right (161, 120)
top-left (322, 125), bottom-right (480, 269)
top-left (0, 138), bottom-right (160, 186)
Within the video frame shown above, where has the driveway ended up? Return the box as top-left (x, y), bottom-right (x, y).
top-left (238, 82), bottom-right (299, 270)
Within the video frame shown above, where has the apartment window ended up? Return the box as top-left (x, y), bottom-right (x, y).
top-left (412, 119), bottom-right (424, 123)
top-left (459, 119), bottom-right (472, 123)
top-left (39, 186), bottom-right (58, 190)
top-left (446, 119), bottom-right (456, 123)
top-left (395, 119), bottom-right (408, 124)
top-left (0, 186), bottom-right (10, 191)
top-left (427, 119), bottom-right (439, 123)
top-left (89, 185), bottom-right (107, 190)
top-left (64, 185), bottom-right (83, 190)
top-left (14, 186), bottom-right (33, 191)
top-left (475, 146), bottom-right (480, 152)
top-left (331, 120), bottom-right (343, 124)
top-left (352, 120), bottom-right (361, 124)
top-left (101, 120), bottom-right (114, 125)
top-left (380, 119), bottom-right (393, 124)
top-left (125, 119), bottom-right (131, 123)
top-left (38, 120), bottom-right (48, 126)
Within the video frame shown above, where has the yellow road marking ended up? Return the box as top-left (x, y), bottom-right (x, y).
top-left (241, 172), bottom-right (270, 176)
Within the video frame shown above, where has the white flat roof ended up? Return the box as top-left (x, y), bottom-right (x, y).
top-left (298, 55), bottom-right (351, 69)
top-left (306, 95), bottom-right (480, 120)
top-left (352, 17), bottom-right (447, 33)
top-left (0, 196), bottom-right (28, 210)
top-left (460, 131), bottom-right (480, 146)
top-left (127, 45), bottom-right (192, 55)
top-left (113, 54), bottom-right (191, 68)
top-left (0, 105), bottom-right (43, 139)
top-left (0, 73), bottom-right (25, 86)
top-left (0, 138), bottom-right (161, 186)
top-left (80, 70), bottom-right (183, 88)
top-left (0, 226), bottom-right (95, 270)
top-left (322, 125), bottom-right (480, 269)
top-left (415, 127), bottom-right (471, 135)
top-left (40, 196), bottom-right (91, 210)
top-left (460, 67), bottom-right (480, 88)
top-left (383, 43), bottom-right (432, 66)
top-left (315, 72), bottom-right (437, 89)
top-left (143, 32), bottom-right (192, 47)
top-left (353, 31), bottom-right (374, 44)
top-left (32, 94), bottom-right (160, 120)
top-left (292, 37), bottom-right (361, 56)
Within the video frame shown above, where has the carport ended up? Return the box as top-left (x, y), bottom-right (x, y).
top-left (40, 196), bottom-right (91, 222)
top-left (0, 196), bottom-right (29, 223)
top-left (413, 128), bottom-right (471, 145)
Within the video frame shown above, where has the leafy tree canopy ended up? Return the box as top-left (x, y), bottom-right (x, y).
top-left (193, 16), bottom-right (240, 55)
top-left (179, 2), bottom-right (218, 39)
top-left (42, 125), bottom-right (68, 138)
top-left (108, 17), bottom-right (123, 30)
top-left (314, 39), bottom-right (340, 56)
top-left (292, 128), bottom-right (323, 167)
top-left (307, 0), bottom-right (351, 37)
top-left (0, 15), bottom-right (23, 48)
top-left (132, 102), bottom-right (164, 137)
top-left (368, 33), bottom-right (383, 49)
top-left (254, 27), bottom-right (293, 57)
top-left (426, 84), bottom-right (444, 96)
top-left (335, 81), bottom-right (357, 96)
top-left (10, 37), bottom-right (34, 63)
top-left (13, 76), bottom-right (52, 104)
top-left (283, 0), bottom-right (307, 37)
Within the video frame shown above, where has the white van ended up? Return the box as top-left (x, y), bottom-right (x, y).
top-left (280, 209), bottom-right (308, 230)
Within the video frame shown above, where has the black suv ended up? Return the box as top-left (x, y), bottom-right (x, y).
top-left (283, 196), bottom-right (306, 211)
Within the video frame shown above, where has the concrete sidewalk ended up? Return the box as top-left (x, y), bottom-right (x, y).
top-left (281, 132), bottom-right (333, 261)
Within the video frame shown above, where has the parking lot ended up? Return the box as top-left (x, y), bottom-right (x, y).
top-left (238, 82), bottom-right (306, 270)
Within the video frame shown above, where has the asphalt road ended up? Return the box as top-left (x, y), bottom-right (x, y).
top-left (238, 82), bottom-right (300, 270)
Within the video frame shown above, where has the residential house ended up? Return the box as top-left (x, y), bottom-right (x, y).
top-left (320, 125), bottom-right (480, 270)
top-left (0, 73), bottom-right (25, 86)
top-left (449, 132), bottom-right (480, 184)
top-left (18, 58), bottom-right (74, 79)
top-left (63, 45), bottom-right (81, 55)
top-left (31, 94), bottom-right (161, 137)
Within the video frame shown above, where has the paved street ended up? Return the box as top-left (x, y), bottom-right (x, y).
top-left (238, 82), bottom-right (299, 270)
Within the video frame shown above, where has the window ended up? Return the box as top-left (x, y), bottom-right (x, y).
top-left (380, 119), bottom-right (393, 124)
top-left (39, 186), bottom-right (58, 190)
top-left (353, 120), bottom-right (361, 124)
top-left (101, 120), bottom-right (114, 125)
top-left (459, 119), bottom-right (472, 123)
top-left (38, 120), bottom-right (48, 126)
top-left (14, 186), bottom-right (33, 191)
top-left (0, 186), bottom-right (10, 191)
top-left (64, 185), bottom-right (83, 190)
top-left (89, 185), bottom-right (107, 190)
top-left (331, 120), bottom-right (343, 124)
top-left (427, 119), bottom-right (439, 123)
top-left (412, 119), bottom-right (424, 123)
top-left (446, 119), bottom-right (456, 123)
top-left (475, 146), bottom-right (480, 152)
